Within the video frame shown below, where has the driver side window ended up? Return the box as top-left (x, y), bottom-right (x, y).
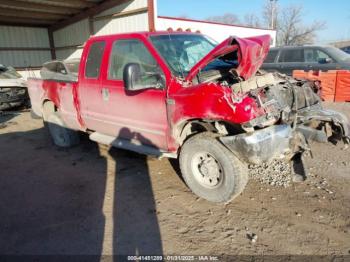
top-left (315, 49), bottom-right (332, 61)
top-left (108, 39), bottom-right (164, 87)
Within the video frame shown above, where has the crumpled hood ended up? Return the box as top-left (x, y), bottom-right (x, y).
top-left (186, 35), bottom-right (271, 82)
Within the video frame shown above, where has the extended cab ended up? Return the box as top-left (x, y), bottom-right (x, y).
top-left (28, 32), bottom-right (350, 203)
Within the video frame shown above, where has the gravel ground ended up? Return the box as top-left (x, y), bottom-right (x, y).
top-left (249, 159), bottom-right (292, 188)
top-left (0, 103), bottom-right (349, 260)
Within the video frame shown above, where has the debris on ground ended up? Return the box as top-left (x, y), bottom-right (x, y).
top-left (247, 233), bottom-right (258, 243)
top-left (248, 159), bottom-right (292, 187)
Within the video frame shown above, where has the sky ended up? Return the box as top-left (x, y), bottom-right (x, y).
top-left (157, 0), bottom-right (350, 43)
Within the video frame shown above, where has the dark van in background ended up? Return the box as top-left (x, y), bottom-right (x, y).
top-left (262, 45), bottom-right (350, 75)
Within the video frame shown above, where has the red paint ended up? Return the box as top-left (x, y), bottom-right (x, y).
top-left (28, 32), bottom-right (270, 153)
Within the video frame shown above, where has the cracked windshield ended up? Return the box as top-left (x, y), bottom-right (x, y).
top-left (151, 34), bottom-right (217, 77)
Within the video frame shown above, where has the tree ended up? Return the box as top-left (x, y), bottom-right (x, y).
top-left (206, 13), bottom-right (240, 25)
top-left (262, 0), bottom-right (279, 29)
top-left (277, 5), bottom-right (326, 46)
top-left (258, 1), bottom-right (326, 46)
top-left (244, 13), bottom-right (261, 27)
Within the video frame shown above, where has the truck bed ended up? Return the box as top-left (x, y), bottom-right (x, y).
top-left (27, 78), bottom-right (82, 131)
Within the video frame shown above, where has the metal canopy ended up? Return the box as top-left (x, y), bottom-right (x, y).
top-left (0, 0), bottom-right (130, 31)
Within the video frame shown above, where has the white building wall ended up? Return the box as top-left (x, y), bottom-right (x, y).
top-left (155, 16), bottom-right (277, 46)
top-left (53, 19), bottom-right (90, 60)
top-left (93, 13), bottom-right (148, 36)
top-left (53, 0), bottom-right (149, 60)
top-left (95, 0), bottom-right (148, 17)
top-left (53, 19), bottom-right (90, 48)
top-left (92, 0), bottom-right (149, 36)
top-left (0, 26), bottom-right (51, 68)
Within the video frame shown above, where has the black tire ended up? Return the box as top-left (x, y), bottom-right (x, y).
top-left (46, 111), bottom-right (80, 147)
top-left (179, 132), bottom-right (248, 203)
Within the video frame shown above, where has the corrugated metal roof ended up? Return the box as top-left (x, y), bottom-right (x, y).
top-left (0, 26), bottom-right (49, 48)
top-left (0, 0), bottom-right (151, 67)
top-left (0, 50), bottom-right (51, 67)
top-left (94, 13), bottom-right (148, 36)
top-left (53, 19), bottom-right (90, 47)
top-left (0, 0), bottom-right (117, 27)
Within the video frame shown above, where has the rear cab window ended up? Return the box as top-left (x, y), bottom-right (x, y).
top-left (85, 41), bottom-right (106, 78)
top-left (56, 63), bottom-right (67, 75)
top-left (265, 50), bottom-right (278, 63)
top-left (279, 49), bottom-right (304, 63)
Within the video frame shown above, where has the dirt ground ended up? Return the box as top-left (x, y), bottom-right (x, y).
top-left (0, 103), bottom-right (349, 260)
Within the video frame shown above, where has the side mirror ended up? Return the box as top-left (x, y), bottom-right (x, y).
top-left (123, 63), bottom-right (165, 91)
top-left (123, 63), bottom-right (143, 91)
top-left (318, 58), bottom-right (332, 64)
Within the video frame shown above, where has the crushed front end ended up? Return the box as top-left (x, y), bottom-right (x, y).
top-left (182, 34), bottom-right (349, 181)
top-left (219, 72), bottom-right (350, 180)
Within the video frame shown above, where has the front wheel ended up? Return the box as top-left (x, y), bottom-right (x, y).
top-left (179, 133), bottom-right (248, 203)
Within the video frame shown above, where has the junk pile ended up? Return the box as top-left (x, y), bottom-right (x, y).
top-left (0, 64), bottom-right (29, 110)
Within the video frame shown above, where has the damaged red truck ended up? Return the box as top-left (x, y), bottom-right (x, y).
top-left (28, 32), bottom-right (350, 203)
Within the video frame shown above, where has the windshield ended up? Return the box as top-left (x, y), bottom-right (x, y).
top-left (324, 46), bottom-right (350, 62)
top-left (150, 34), bottom-right (217, 77)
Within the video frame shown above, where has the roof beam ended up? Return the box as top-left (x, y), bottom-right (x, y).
top-left (50, 0), bottom-right (131, 31)
top-left (0, 16), bottom-right (52, 27)
top-left (0, 0), bottom-right (79, 15)
top-left (48, 28), bottom-right (56, 60)
top-left (0, 8), bottom-right (69, 20)
top-left (18, 0), bottom-right (95, 9)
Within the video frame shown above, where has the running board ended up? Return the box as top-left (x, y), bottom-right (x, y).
top-left (89, 132), bottom-right (177, 158)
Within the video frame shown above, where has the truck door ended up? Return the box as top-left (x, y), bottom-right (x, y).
top-left (99, 37), bottom-right (168, 150)
top-left (277, 48), bottom-right (306, 75)
top-left (304, 48), bottom-right (337, 72)
top-left (79, 40), bottom-right (107, 131)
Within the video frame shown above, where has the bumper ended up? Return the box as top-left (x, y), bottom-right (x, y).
top-left (220, 107), bottom-right (350, 165)
top-left (220, 125), bottom-right (294, 165)
top-left (297, 107), bottom-right (350, 143)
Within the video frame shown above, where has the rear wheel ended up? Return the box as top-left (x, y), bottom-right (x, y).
top-left (179, 132), bottom-right (248, 203)
top-left (43, 102), bottom-right (80, 147)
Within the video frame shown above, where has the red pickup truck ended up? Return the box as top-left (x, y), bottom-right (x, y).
top-left (28, 31), bottom-right (350, 203)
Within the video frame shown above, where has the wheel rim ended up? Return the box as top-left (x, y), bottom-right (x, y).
top-left (191, 152), bottom-right (223, 188)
